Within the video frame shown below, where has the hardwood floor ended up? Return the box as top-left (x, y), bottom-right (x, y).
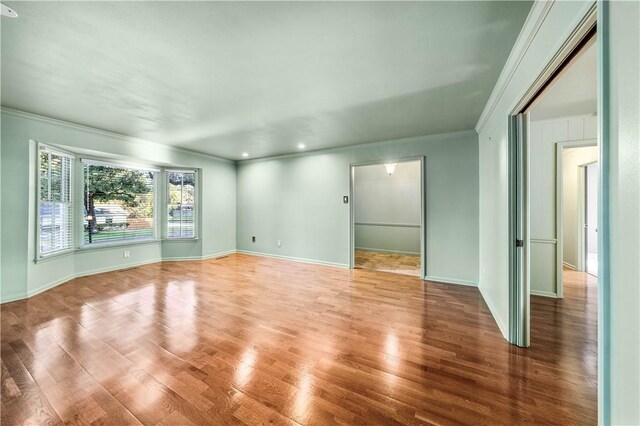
top-left (354, 250), bottom-right (421, 277)
top-left (1, 254), bottom-right (596, 425)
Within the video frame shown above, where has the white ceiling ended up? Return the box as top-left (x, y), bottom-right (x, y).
top-left (1, 1), bottom-right (531, 160)
top-left (530, 40), bottom-right (597, 121)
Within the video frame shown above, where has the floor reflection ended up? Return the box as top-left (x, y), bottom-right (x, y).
top-left (0, 255), bottom-right (597, 425)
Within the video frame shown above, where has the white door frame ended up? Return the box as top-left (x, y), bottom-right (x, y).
top-left (555, 140), bottom-right (597, 298)
top-left (349, 157), bottom-right (426, 279)
top-left (507, 5), bottom-right (596, 348)
top-left (581, 161), bottom-right (599, 277)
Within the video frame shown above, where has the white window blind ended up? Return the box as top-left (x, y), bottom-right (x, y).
top-left (166, 170), bottom-right (196, 238)
top-left (39, 146), bottom-right (74, 257)
top-left (82, 160), bottom-right (157, 245)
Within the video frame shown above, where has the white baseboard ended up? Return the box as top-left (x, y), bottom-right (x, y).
top-left (424, 275), bottom-right (478, 287)
top-left (530, 289), bottom-right (558, 298)
top-left (237, 250), bottom-right (349, 269)
top-left (478, 285), bottom-right (508, 340)
top-left (1, 249), bottom-right (238, 304)
top-left (162, 249), bottom-right (237, 262)
top-left (563, 261), bottom-right (576, 270)
top-left (355, 247), bottom-right (420, 256)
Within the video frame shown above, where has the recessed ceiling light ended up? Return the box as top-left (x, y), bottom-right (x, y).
top-left (242, 152), bottom-right (249, 158)
top-left (1, 3), bottom-right (18, 18)
top-left (297, 143), bottom-right (306, 149)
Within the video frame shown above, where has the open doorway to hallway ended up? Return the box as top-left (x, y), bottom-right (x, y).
top-left (528, 37), bottom-right (598, 299)
top-left (351, 160), bottom-right (423, 277)
top-left (517, 23), bottom-right (598, 423)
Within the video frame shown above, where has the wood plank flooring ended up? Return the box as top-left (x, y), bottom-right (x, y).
top-left (354, 250), bottom-right (421, 277)
top-left (1, 254), bottom-right (596, 425)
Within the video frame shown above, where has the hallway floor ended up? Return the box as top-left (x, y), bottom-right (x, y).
top-left (354, 249), bottom-right (421, 276)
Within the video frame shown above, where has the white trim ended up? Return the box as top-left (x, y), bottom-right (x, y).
top-left (424, 275), bottom-right (478, 287)
top-left (563, 261), bottom-right (577, 270)
top-left (355, 247), bottom-right (420, 256)
top-left (0, 107), bottom-right (233, 164)
top-left (531, 289), bottom-right (558, 298)
top-left (161, 249), bottom-right (236, 262)
top-left (1, 249), bottom-right (237, 304)
top-left (237, 250), bottom-right (349, 269)
top-left (479, 286), bottom-right (508, 339)
top-left (475, 0), bottom-right (556, 133)
top-left (354, 222), bottom-right (420, 229)
top-left (531, 238), bottom-right (557, 244)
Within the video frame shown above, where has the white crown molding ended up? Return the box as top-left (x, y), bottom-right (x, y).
top-left (475, 1), bottom-right (556, 134)
top-left (0, 107), bottom-right (234, 164)
top-left (238, 129), bottom-right (477, 164)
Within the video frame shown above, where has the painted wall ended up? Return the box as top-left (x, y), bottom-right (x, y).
top-left (354, 162), bottom-right (421, 255)
top-left (236, 130), bottom-right (479, 285)
top-left (562, 145), bottom-right (598, 269)
top-left (528, 115), bottom-right (597, 296)
top-left (0, 110), bottom-right (237, 303)
top-left (477, 0), bottom-right (595, 337)
top-left (605, 1), bottom-right (639, 423)
top-left (478, 0), bottom-right (639, 422)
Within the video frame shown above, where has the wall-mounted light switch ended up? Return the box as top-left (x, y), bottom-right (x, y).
top-left (343, 195), bottom-right (349, 204)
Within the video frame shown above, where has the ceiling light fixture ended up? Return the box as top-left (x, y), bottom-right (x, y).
top-left (297, 143), bottom-right (306, 150)
top-left (242, 152), bottom-right (249, 158)
top-left (1, 3), bottom-right (17, 18)
top-left (385, 163), bottom-right (397, 175)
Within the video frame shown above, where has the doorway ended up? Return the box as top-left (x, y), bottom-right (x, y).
top-left (349, 158), bottom-right (425, 278)
top-left (508, 9), bottom-right (597, 347)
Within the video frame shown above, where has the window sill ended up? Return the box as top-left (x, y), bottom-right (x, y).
top-left (34, 249), bottom-right (75, 264)
top-left (78, 238), bottom-right (161, 252)
top-left (35, 237), bottom-right (200, 263)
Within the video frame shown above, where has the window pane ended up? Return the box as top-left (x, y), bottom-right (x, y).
top-left (83, 162), bottom-right (156, 245)
top-left (167, 171), bottom-right (196, 238)
top-left (39, 148), bottom-right (73, 256)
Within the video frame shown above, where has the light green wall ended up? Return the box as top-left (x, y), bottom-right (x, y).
top-left (605, 1), bottom-right (639, 423)
top-left (0, 110), bottom-right (236, 303)
top-left (236, 131), bottom-right (479, 285)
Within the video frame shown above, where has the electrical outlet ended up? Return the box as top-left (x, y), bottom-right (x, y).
top-left (123, 250), bottom-right (130, 258)
top-left (277, 240), bottom-right (282, 247)
top-left (252, 236), bottom-right (256, 243)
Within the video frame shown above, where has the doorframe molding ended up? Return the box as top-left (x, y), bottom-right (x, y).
top-left (348, 157), bottom-right (426, 279)
top-left (579, 160), bottom-right (599, 277)
top-left (555, 139), bottom-right (597, 298)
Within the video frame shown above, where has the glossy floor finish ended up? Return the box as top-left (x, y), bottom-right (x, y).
top-left (1, 254), bottom-right (596, 425)
top-left (354, 250), bottom-right (421, 277)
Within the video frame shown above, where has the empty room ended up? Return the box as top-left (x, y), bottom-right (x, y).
top-left (1, 1), bottom-right (638, 425)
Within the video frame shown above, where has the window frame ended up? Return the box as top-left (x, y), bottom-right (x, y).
top-left (34, 143), bottom-right (202, 261)
top-left (164, 169), bottom-right (199, 240)
top-left (79, 156), bottom-right (161, 249)
top-left (35, 142), bottom-right (76, 260)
